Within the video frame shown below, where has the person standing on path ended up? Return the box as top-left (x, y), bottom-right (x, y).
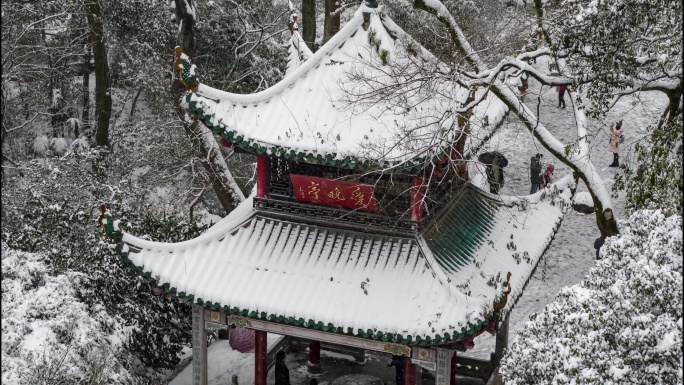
top-left (594, 236), bottom-right (605, 260)
top-left (530, 153), bottom-right (543, 194)
top-left (558, 84), bottom-right (567, 108)
top-left (487, 155), bottom-right (504, 194)
top-left (608, 121), bottom-right (623, 167)
top-left (274, 351), bottom-right (291, 385)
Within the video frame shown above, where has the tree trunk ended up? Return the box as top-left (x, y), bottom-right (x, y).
top-left (85, 0), bottom-right (111, 148)
top-left (666, 85), bottom-right (683, 124)
top-left (173, 0), bottom-right (243, 214)
top-left (81, 30), bottom-right (91, 140)
top-left (323, 0), bottom-right (340, 44)
top-left (302, 0), bottom-right (316, 50)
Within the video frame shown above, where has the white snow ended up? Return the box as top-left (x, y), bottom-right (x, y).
top-left (169, 334), bottom-right (281, 385)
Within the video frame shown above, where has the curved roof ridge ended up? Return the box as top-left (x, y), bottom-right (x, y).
top-left (285, 30), bottom-right (314, 76)
top-left (416, 235), bottom-right (489, 308)
top-left (120, 196), bottom-right (256, 251)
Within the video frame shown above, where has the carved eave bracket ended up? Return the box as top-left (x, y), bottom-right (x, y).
top-left (493, 271), bottom-right (512, 313)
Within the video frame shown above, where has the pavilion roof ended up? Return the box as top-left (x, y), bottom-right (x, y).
top-left (184, 3), bottom-right (509, 169)
top-left (101, 177), bottom-right (575, 346)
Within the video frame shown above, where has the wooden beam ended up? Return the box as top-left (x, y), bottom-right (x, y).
top-left (241, 317), bottom-right (411, 356)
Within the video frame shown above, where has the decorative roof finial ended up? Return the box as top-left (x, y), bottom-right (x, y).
top-left (287, 11), bottom-right (299, 33)
top-left (173, 46), bottom-right (199, 92)
top-left (365, 0), bottom-right (379, 8)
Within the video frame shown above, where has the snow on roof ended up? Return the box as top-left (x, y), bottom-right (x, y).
top-left (186, 4), bottom-right (508, 166)
top-left (108, 178), bottom-right (574, 344)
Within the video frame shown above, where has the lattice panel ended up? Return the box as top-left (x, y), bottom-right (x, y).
top-left (254, 197), bottom-right (417, 233)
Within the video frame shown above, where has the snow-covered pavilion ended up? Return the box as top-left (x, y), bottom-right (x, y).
top-left (100, 2), bottom-right (575, 384)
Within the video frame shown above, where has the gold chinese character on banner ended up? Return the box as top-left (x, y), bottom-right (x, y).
top-left (327, 187), bottom-right (345, 201)
top-left (350, 187), bottom-right (366, 207)
top-left (307, 182), bottom-right (321, 200)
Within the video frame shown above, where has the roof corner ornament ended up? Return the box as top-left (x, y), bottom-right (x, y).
top-left (173, 46), bottom-right (199, 92)
top-left (287, 10), bottom-right (299, 33)
top-left (493, 272), bottom-right (512, 312)
top-left (98, 204), bottom-right (123, 243)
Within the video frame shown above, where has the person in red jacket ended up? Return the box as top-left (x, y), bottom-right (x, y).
top-left (558, 84), bottom-right (567, 108)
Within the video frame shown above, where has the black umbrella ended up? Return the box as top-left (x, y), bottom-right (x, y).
top-left (478, 151), bottom-right (509, 167)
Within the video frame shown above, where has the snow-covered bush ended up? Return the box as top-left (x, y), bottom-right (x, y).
top-left (1, 159), bottom-right (210, 383)
top-left (615, 115), bottom-right (683, 218)
top-left (1, 243), bottom-right (134, 384)
top-left (33, 136), bottom-right (49, 156)
top-left (50, 137), bottom-right (68, 156)
top-left (500, 210), bottom-right (683, 384)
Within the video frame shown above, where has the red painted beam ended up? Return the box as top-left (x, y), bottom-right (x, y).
top-left (403, 357), bottom-right (416, 385)
top-left (256, 156), bottom-right (267, 198)
top-left (255, 330), bottom-right (267, 385)
top-left (451, 351), bottom-right (457, 385)
top-left (309, 341), bottom-right (320, 365)
top-left (410, 177), bottom-right (424, 221)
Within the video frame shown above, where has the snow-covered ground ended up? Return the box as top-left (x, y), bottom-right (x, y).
top-left (467, 57), bottom-right (668, 358)
top-left (168, 57), bottom-right (668, 382)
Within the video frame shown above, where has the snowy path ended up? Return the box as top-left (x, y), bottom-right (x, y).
top-left (467, 58), bottom-right (668, 358)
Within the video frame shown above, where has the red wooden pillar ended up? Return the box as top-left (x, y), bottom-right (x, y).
top-left (450, 351), bottom-right (457, 385)
top-left (403, 357), bottom-right (416, 385)
top-left (254, 330), bottom-right (267, 385)
top-left (410, 177), bottom-right (424, 221)
top-left (308, 341), bottom-right (321, 373)
top-left (256, 156), bottom-right (268, 198)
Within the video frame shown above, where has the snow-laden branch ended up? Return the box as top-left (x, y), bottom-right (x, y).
top-left (414, 0), bottom-right (620, 235)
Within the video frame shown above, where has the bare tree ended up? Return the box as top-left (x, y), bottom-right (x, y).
top-left (172, 0), bottom-right (245, 214)
top-left (85, 0), bottom-right (111, 148)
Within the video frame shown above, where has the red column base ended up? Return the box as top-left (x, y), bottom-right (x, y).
top-left (403, 357), bottom-right (416, 385)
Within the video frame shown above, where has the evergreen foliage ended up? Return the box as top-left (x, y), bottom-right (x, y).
top-left (614, 115), bottom-right (683, 218)
top-left (1, 157), bottom-right (208, 382)
top-left (500, 210), bottom-right (683, 384)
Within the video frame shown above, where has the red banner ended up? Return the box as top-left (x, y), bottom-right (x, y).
top-left (290, 174), bottom-right (377, 212)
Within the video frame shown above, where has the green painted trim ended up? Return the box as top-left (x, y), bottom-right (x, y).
top-left (103, 209), bottom-right (499, 345)
top-left (186, 93), bottom-right (466, 172)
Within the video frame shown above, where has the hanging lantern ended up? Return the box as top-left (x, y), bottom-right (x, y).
top-left (229, 327), bottom-right (256, 353)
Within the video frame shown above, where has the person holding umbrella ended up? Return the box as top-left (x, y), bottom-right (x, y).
top-left (479, 151), bottom-right (508, 194)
